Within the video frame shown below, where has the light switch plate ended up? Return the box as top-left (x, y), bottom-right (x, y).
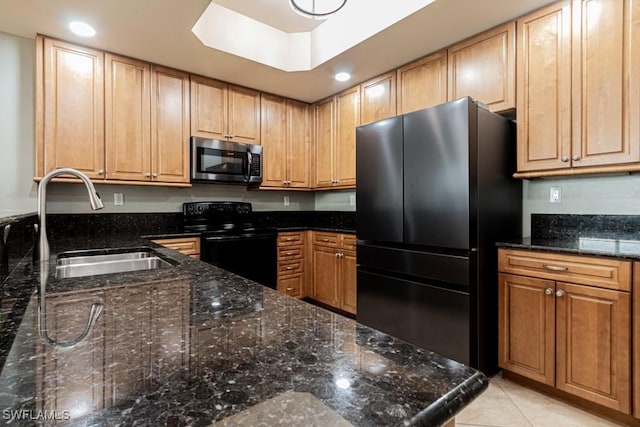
top-left (549, 187), bottom-right (561, 203)
top-left (349, 195), bottom-right (356, 206)
top-left (114, 192), bottom-right (124, 206)
top-left (283, 195), bottom-right (290, 207)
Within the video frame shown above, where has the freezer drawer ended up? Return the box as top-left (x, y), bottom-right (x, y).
top-left (357, 268), bottom-right (470, 365)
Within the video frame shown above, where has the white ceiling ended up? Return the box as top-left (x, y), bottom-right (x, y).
top-left (0, 0), bottom-right (556, 103)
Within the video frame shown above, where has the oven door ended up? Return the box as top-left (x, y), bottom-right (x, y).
top-left (202, 232), bottom-right (277, 289)
top-left (191, 137), bottom-right (262, 184)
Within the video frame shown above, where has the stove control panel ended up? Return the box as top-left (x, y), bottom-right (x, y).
top-left (183, 201), bottom-right (253, 221)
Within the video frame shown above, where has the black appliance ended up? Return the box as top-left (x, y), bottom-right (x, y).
top-left (184, 202), bottom-right (276, 288)
top-left (191, 137), bottom-right (262, 184)
top-left (356, 97), bottom-right (522, 374)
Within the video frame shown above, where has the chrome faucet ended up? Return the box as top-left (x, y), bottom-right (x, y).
top-left (37, 168), bottom-right (105, 349)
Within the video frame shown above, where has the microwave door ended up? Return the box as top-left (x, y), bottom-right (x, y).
top-left (244, 151), bottom-right (252, 182)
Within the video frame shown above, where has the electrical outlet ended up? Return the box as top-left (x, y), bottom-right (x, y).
top-left (283, 195), bottom-right (290, 207)
top-left (114, 192), bottom-right (124, 206)
top-left (349, 195), bottom-right (356, 206)
top-left (549, 187), bottom-right (561, 203)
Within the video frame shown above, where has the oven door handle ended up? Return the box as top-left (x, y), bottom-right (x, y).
top-left (204, 233), bottom-right (274, 242)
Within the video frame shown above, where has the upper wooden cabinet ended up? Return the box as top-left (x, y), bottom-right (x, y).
top-left (515, 0), bottom-right (640, 177)
top-left (447, 21), bottom-right (516, 112)
top-left (397, 50), bottom-right (448, 115)
top-left (36, 36), bottom-right (191, 186)
top-left (260, 94), bottom-right (310, 189)
top-left (38, 37), bottom-right (105, 179)
top-left (359, 72), bottom-right (396, 125)
top-left (190, 75), bottom-right (260, 145)
top-left (313, 87), bottom-right (359, 189)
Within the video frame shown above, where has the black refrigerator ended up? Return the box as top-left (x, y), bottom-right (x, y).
top-left (356, 97), bottom-right (521, 375)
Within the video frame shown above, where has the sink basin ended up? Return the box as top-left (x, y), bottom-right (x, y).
top-left (55, 248), bottom-right (176, 279)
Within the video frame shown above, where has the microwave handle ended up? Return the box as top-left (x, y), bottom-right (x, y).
top-left (244, 150), bottom-right (253, 182)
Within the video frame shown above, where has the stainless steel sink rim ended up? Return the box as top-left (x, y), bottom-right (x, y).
top-left (55, 249), bottom-right (176, 279)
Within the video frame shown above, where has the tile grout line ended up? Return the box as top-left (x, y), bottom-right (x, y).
top-left (492, 376), bottom-right (535, 427)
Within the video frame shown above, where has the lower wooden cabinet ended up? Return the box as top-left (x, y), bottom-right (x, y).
top-left (276, 231), bottom-right (306, 298)
top-left (498, 249), bottom-right (632, 415)
top-left (151, 237), bottom-right (200, 259)
top-left (311, 232), bottom-right (357, 314)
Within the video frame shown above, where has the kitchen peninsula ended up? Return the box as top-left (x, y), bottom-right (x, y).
top-left (0, 227), bottom-right (487, 426)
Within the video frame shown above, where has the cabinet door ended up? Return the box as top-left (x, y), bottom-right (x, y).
top-left (634, 262), bottom-right (640, 419)
top-left (360, 72), bottom-right (396, 125)
top-left (314, 97), bottom-right (335, 188)
top-left (516, 1), bottom-right (572, 173)
top-left (397, 50), bottom-right (448, 114)
top-left (278, 274), bottom-right (304, 298)
top-left (105, 54), bottom-right (151, 181)
top-left (190, 75), bottom-right (227, 140)
top-left (555, 282), bottom-right (631, 413)
top-left (334, 87), bottom-right (359, 187)
top-left (571, 0), bottom-right (640, 168)
top-left (448, 21), bottom-right (516, 112)
top-left (340, 249), bottom-right (357, 314)
top-left (41, 38), bottom-right (104, 178)
top-left (151, 66), bottom-right (190, 183)
top-left (312, 245), bottom-right (340, 307)
top-left (287, 99), bottom-right (310, 188)
top-left (498, 273), bottom-right (555, 386)
top-left (260, 94), bottom-right (287, 187)
top-left (228, 85), bottom-right (261, 144)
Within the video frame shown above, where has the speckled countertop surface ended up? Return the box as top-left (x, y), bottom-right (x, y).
top-left (0, 233), bottom-right (486, 426)
top-left (497, 236), bottom-right (640, 259)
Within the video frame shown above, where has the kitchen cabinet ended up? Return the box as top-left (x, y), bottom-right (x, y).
top-left (276, 231), bottom-right (306, 298)
top-left (360, 72), bottom-right (396, 125)
top-left (498, 249), bottom-right (631, 414)
top-left (36, 36), bottom-right (191, 186)
top-left (151, 237), bottom-right (200, 259)
top-left (515, 0), bottom-right (640, 177)
top-left (260, 94), bottom-right (310, 189)
top-left (311, 232), bottom-right (356, 314)
top-left (396, 50), bottom-right (448, 115)
top-left (635, 262), bottom-right (640, 419)
top-left (447, 21), bottom-right (515, 112)
top-left (313, 88), bottom-right (359, 189)
top-left (190, 75), bottom-right (261, 145)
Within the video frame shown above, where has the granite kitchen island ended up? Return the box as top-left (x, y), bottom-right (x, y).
top-left (0, 234), bottom-right (487, 426)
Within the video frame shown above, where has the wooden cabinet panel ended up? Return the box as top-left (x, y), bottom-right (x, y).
top-left (571, 0), bottom-right (640, 168)
top-left (335, 87), bottom-right (359, 187)
top-left (152, 237), bottom-right (200, 258)
top-left (278, 274), bottom-right (304, 298)
top-left (634, 262), bottom-right (640, 419)
top-left (516, 1), bottom-right (572, 172)
top-left (278, 232), bottom-right (305, 246)
top-left (151, 66), bottom-right (190, 183)
top-left (360, 72), bottom-right (396, 125)
top-left (287, 99), bottom-right (310, 188)
top-left (498, 273), bottom-right (555, 386)
top-left (340, 249), bottom-right (357, 314)
top-left (397, 50), bottom-right (448, 114)
top-left (448, 21), bottom-right (516, 112)
top-left (555, 281), bottom-right (631, 413)
top-left (312, 245), bottom-right (340, 307)
top-left (190, 75), bottom-right (227, 140)
top-left (41, 37), bottom-right (104, 179)
top-left (261, 94), bottom-right (288, 187)
top-left (314, 97), bottom-right (335, 187)
top-left (228, 85), bottom-right (260, 144)
top-left (278, 246), bottom-right (303, 261)
top-left (105, 54), bottom-right (151, 181)
top-left (277, 232), bottom-right (306, 299)
top-left (313, 232), bottom-right (339, 247)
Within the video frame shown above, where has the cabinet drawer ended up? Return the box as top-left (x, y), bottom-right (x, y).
top-left (278, 246), bottom-right (303, 261)
top-left (152, 237), bottom-right (201, 256)
top-left (278, 232), bottom-right (304, 246)
top-left (341, 234), bottom-right (356, 251)
top-left (278, 260), bottom-right (303, 275)
top-left (278, 274), bottom-right (303, 298)
top-left (313, 232), bottom-right (339, 247)
top-left (498, 249), bottom-right (631, 291)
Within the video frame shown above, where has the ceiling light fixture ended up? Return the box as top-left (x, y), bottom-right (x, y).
top-left (289, 0), bottom-right (347, 20)
top-left (69, 21), bottom-right (96, 37)
top-left (334, 72), bottom-right (351, 82)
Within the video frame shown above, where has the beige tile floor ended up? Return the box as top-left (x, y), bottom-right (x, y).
top-left (456, 375), bottom-right (624, 427)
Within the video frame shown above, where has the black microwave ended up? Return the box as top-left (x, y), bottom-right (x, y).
top-left (191, 137), bottom-right (262, 184)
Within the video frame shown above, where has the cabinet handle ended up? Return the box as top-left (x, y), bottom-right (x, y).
top-left (98, 169), bottom-right (104, 175)
top-left (286, 252), bottom-right (293, 255)
top-left (322, 238), bottom-right (329, 242)
top-left (145, 172), bottom-right (151, 178)
top-left (543, 264), bottom-right (567, 272)
top-left (286, 266), bottom-right (293, 270)
top-left (228, 134), bottom-right (235, 139)
top-left (286, 287), bottom-right (295, 291)
top-left (152, 173), bottom-right (158, 178)
top-left (544, 288), bottom-right (554, 296)
top-left (572, 155), bottom-right (580, 161)
top-left (555, 289), bottom-right (565, 298)
top-left (561, 155), bottom-right (569, 162)
top-left (286, 237), bottom-right (294, 241)
top-left (335, 253), bottom-right (340, 258)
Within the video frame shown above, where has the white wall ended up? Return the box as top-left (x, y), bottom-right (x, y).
top-left (314, 189), bottom-right (356, 211)
top-left (0, 32), bottom-right (37, 216)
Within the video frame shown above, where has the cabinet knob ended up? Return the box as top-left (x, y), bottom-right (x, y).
top-left (152, 173), bottom-right (158, 178)
top-left (335, 252), bottom-right (340, 258)
top-left (561, 155), bottom-right (569, 162)
top-left (145, 172), bottom-right (151, 178)
top-left (544, 288), bottom-right (554, 296)
top-left (97, 169), bottom-right (104, 175)
top-left (228, 134), bottom-right (235, 139)
top-left (572, 154), bottom-right (580, 161)
top-left (555, 289), bottom-right (565, 298)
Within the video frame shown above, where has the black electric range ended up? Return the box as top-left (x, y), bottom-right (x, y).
top-left (184, 202), bottom-right (277, 288)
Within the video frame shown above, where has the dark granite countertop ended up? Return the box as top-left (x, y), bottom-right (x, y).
top-left (0, 233), bottom-right (486, 426)
top-left (497, 237), bottom-right (640, 259)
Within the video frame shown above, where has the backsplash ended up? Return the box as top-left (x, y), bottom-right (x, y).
top-left (0, 214), bottom-right (37, 286)
top-left (531, 214), bottom-right (640, 240)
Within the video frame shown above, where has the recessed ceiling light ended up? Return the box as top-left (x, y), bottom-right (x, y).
top-left (69, 21), bottom-right (96, 37)
top-left (335, 72), bottom-right (351, 82)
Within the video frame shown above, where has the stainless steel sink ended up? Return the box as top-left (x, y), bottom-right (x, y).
top-left (55, 248), bottom-right (176, 279)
